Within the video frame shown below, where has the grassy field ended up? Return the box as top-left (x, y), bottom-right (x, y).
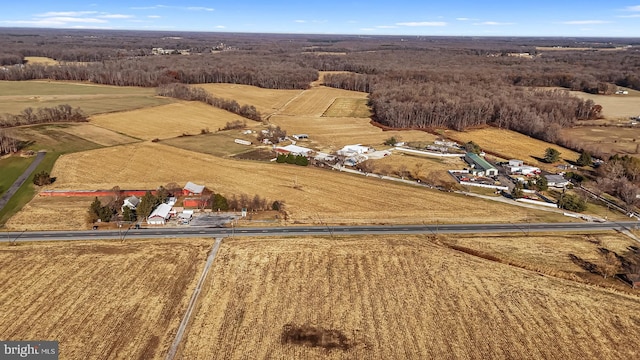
top-left (195, 83), bottom-right (302, 116)
top-left (34, 142), bottom-right (566, 228)
top-left (561, 126), bottom-right (640, 156)
top-left (443, 127), bottom-right (579, 170)
top-left (440, 232), bottom-right (638, 292)
top-left (55, 123), bottom-right (139, 146)
top-left (0, 156), bottom-right (34, 197)
top-left (322, 98), bottom-right (371, 118)
top-left (0, 238), bottom-right (211, 359)
top-left (5, 196), bottom-right (97, 230)
top-left (90, 101), bottom-right (251, 140)
top-left (177, 236), bottom-right (640, 359)
top-left (570, 89), bottom-right (640, 121)
top-left (0, 80), bottom-right (173, 115)
top-left (0, 124), bottom-right (103, 226)
top-left (24, 56), bottom-right (58, 65)
top-left (279, 86), bottom-right (367, 117)
top-left (161, 130), bottom-right (259, 158)
top-left (371, 153), bottom-right (464, 187)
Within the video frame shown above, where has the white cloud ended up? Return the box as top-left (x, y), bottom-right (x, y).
top-left (148, 15), bottom-right (161, 19)
top-left (187, 7), bottom-right (214, 11)
top-left (43, 17), bottom-right (108, 23)
top-left (376, 25), bottom-right (398, 29)
top-left (215, 25), bottom-right (225, 29)
top-left (456, 17), bottom-right (470, 21)
top-left (396, 21), bottom-right (447, 27)
top-left (618, 14), bottom-right (640, 18)
top-left (560, 20), bottom-right (609, 25)
top-left (99, 14), bottom-right (134, 19)
top-left (624, 5), bottom-right (640, 11)
top-left (473, 21), bottom-right (515, 26)
top-left (294, 20), bottom-right (306, 23)
top-left (36, 11), bottom-right (97, 17)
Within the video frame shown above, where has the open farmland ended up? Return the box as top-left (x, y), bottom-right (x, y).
top-left (443, 127), bottom-right (579, 170)
top-left (0, 238), bottom-right (211, 359)
top-left (570, 89), bottom-right (640, 120)
top-left (161, 130), bottom-right (259, 158)
top-left (5, 195), bottom-right (96, 230)
top-left (39, 142), bottom-right (564, 227)
top-left (24, 56), bottom-right (58, 65)
top-left (440, 232), bottom-right (639, 292)
top-left (278, 86), bottom-right (367, 117)
top-left (371, 153), bottom-right (464, 187)
top-left (195, 83), bottom-right (302, 116)
top-left (56, 123), bottom-right (139, 146)
top-left (0, 80), bottom-right (173, 115)
top-left (322, 98), bottom-right (371, 118)
top-left (177, 236), bottom-right (640, 359)
top-left (561, 126), bottom-right (640, 156)
top-left (90, 101), bottom-right (253, 140)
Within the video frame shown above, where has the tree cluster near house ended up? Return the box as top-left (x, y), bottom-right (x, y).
top-left (32, 171), bottom-right (52, 186)
top-left (276, 153), bottom-right (308, 166)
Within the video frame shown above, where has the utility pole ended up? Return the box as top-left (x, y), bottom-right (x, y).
top-left (10, 229), bottom-right (26, 246)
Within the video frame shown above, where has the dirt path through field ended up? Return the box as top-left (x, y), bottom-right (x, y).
top-left (166, 237), bottom-right (223, 360)
top-left (0, 151), bottom-right (45, 212)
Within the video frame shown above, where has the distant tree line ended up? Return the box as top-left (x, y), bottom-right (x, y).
top-left (0, 104), bottom-right (87, 128)
top-left (157, 83), bottom-right (262, 121)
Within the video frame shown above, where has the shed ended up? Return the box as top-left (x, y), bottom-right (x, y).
top-left (147, 203), bottom-right (172, 225)
top-left (338, 144), bottom-right (372, 156)
top-left (545, 174), bottom-right (569, 188)
top-left (275, 144), bottom-right (314, 157)
top-left (509, 159), bottom-right (524, 167)
top-left (183, 182), bottom-right (205, 196)
top-left (464, 153), bottom-right (498, 177)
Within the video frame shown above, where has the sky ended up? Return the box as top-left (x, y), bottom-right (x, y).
top-left (1, 1), bottom-right (640, 37)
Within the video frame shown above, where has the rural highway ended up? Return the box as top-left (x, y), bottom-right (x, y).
top-left (2, 221), bottom-right (639, 242)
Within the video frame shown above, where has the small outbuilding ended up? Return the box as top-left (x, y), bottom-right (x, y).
top-left (183, 182), bottom-right (205, 196)
top-left (545, 174), bottom-right (570, 188)
top-left (464, 152), bottom-right (498, 177)
top-left (147, 203), bottom-right (172, 225)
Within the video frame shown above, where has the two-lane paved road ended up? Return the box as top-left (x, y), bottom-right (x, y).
top-left (2, 221), bottom-right (638, 242)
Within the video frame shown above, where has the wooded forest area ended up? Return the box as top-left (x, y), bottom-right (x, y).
top-left (1, 29), bottom-right (639, 154)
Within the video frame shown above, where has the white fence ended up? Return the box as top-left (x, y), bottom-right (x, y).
top-left (516, 198), bottom-right (558, 208)
top-left (395, 147), bottom-right (465, 157)
top-left (459, 181), bottom-right (508, 191)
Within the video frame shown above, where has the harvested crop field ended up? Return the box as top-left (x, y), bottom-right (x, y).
top-left (45, 142), bottom-right (561, 225)
top-left (5, 195), bottom-right (95, 230)
top-left (561, 126), bottom-right (640, 156)
top-left (0, 238), bottom-right (212, 359)
top-left (161, 130), bottom-right (259, 158)
top-left (322, 98), bottom-right (371, 118)
top-left (271, 114), bottom-right (435, 152)
top-left (372, 153), bottom-right (464, 186)
top-left (440, 232), bottom-right (639, 292)
top-left (279, 86), bottom-right (367, 117)
top-left (0, 80), bottom-right (172, 115)
top-left (90, 101), bottom-right (250, 140)
top-left (195, 83), bottom-right (302, 116)
top-left (57, 123), bottom-right (139, 146)
top-left (24, 56), bottom-right (58, 65)
top-left (443, 127), bottom-right (579, 169)
top-left (177, 236), bottom-right (640, 359)
top-left (570, 89), bottom-right (640, 120)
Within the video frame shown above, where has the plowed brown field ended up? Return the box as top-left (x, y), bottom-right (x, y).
top-left (0, 238), bottom-right (211, 359)
top-left (177, 236), bottom-right (640, 359)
